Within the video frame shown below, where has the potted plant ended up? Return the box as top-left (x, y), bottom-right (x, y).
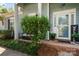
top-left (72, 33), bottom-right (79, 42)
top-left (50, 33), bottom-right (56, 40)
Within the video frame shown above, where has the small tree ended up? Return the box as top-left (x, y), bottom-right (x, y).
top-left (21, 15), bottom-right (49, 55)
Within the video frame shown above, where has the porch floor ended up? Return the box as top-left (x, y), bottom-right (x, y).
top-left (38, 40), bottom-right (79, 56)
top-left (42, 40), bottom-right (79, 49)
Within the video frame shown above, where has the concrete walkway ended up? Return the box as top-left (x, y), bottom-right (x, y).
top-left (0, 47), bottom-right (28, 56)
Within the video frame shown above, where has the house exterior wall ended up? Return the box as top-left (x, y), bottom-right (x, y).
top-left (17, 3), bottom-right (38, 34)
top-left (49, 3), bottom-right (79, 12)
top-left (76, 8), bottom-right (79, 30)
top-left (42, 3), bottom-right (48, 16)
top-left (16, 3), bottom-right (79, 40)
top-left (17, 3), bottom-right (50, 40)
top-left (49, 3), bottom-right (79, 33)
top-left (0, 19), bottom-right (8, 30)
top-left (41, 3), bottom-right (49, 40)
top-left (23, 3), bottom-right (38, 15)
top-left (18, 14), bottom-right (23, 33)
top-left (0, 21), bottom-right (5, 30)
top-left (4, 18), bottom-right (8, 30)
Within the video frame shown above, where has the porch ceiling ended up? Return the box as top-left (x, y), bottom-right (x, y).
top-left (17, 3), bottom-right (37, 7)
top-left (50, 3), bottom-right (79, 12)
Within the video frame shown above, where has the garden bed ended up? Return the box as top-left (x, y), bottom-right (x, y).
top-left (0, 39), bottom-right (30, 55)
top-left (0, 39), bottom-right (40, 56)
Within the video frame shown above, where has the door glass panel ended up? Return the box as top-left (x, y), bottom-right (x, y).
top-left (58, 14), bottom-right (69, 38)
top-left (58, 26), bottom-right (69, 37)
top-left (58, 15), bottom-right (68, 25)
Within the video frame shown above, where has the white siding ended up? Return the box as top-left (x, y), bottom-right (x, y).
top-left (4, 18), bottom-right (8, 30)
top-left (42, 3), bottom-right (48, 16)
top-left (0, 21), bottom-right (5, 30)
top-left (76, 8), bottom-right (79, 30)
top-left (23, 3), bottom-right (38, 15)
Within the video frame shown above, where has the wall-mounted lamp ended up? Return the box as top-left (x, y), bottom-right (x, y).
top-left (36, 14), bottom-right (38, 16)
top-left (61, 3), bottom-right (66, 7)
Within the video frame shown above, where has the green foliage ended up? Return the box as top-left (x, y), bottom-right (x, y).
top-left (0, 6), bottom-right (8, 13)
top-left (1, 8), bottom-right (8, 13)
top-left (21, 16), bottom-right (49, 41)
top-left (26, 43), bottom-right (39, 55)
top-left (0, 39), bottom-right (30, 54)
top-left (0, 16), bottom-right (4, 21)
top-left (72, 32), bottom-right (79, 38)
top-left (0, 30), bottom-right (12, 39)
top-left (0, 30), bottom-right (11, 34)
top-left (21, 16), bottom-right (38, 34)
top-left (21, 15), bottom-right (49, 55)
top-left (0, 6), bottom-right (8, 21)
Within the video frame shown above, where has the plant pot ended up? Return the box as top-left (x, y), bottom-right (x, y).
top-left (50, 36), bottom-right (56, 40)
top-left (75, 37), bottom-right (79, 42)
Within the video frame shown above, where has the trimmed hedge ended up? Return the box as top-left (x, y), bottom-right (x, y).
top-left (21, 16), bottom-right (49, 55)
top-left (21, 16), bottom-right (50, 41)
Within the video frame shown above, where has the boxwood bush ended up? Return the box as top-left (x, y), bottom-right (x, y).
top-left (21, 15), bottom-right (49, 55)
top-left (21, 16), bottom-right (49, 41)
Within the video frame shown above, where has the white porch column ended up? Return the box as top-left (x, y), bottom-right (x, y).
top-left (14, 4), bottom-right (19, 40)
top-left (38, 3), bottom-right (42, 16)
top-left (38, 3), bottom-right (49, 40)
top-left (46, 3), bottom-right (49, 40)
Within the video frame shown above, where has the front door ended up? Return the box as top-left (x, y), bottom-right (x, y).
top-left (57, 14), bottom-right (69, 40)
top-left (53, 9), bottom-right (76, 40)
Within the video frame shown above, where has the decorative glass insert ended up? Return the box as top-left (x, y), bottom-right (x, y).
top-left (58, 15), bottom-right (69, 25)
top-left (58, 26), bottom-right (69, 37)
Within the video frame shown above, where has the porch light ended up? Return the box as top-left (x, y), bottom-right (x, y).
top-left (36, 14), bottom-right (38, 16)
top-left (61, 3), bottom-right (66, 7)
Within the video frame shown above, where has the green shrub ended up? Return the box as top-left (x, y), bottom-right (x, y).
top-left (72, 33), bottom-right (79, 38)
top-left (0, 30), bottom-right (13, 39)
top-left (21, 15), bottom-right (49, 55)
top-left (25, 43), bottom-right (39, 55)
top-left (71, 33), bottom-right (79, 42)
top-left (0, 39), bottom-right (30, 54)
top-left (21, 16), bottom-right (49, 41)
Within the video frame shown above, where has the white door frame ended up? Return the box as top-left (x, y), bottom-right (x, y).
top-left (53, 8), bottom-right (76, 40)
top-left (57, 14), bottom-right (69, 40)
